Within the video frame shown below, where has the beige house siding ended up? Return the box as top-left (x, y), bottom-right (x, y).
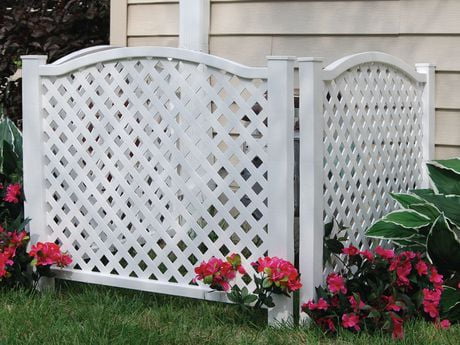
top-left (112, 0), bottom-right (460, 159)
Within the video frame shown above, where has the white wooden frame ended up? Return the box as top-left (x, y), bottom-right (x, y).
top-left (297, 51), bottom-right (435, 313)
top-left (22, 46), bottom-right (295, 323)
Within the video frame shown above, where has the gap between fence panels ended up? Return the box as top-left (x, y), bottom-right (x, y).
top-left (21, 47), bottom-right (434, 325)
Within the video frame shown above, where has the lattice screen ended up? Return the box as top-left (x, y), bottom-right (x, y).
top-left (41, 57), bottom-right (269, 291)
top-left (322, 63), bottom-right (424, 271)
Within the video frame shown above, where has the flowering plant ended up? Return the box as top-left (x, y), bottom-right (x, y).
top-left (194, 254), bottom-right (301, 309)
top-left (302, 245), bottom-right (449, 339)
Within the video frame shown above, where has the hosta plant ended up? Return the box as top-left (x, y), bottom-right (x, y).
top-left (194, 253), bottom-right (302, 309)
top-left (365, 158), bottom-right (460, 321)
top-left (302, 245), bottom-right (450, 339)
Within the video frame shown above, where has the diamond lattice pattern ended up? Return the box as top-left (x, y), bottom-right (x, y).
top-left (323, 63), bottom-right (424, 272)
top-left (41, 58), bottom-right (268, 290)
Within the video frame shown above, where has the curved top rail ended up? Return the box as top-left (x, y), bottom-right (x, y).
top-left (322, 51), bottom-right (426, 83)
top-left (39, 46), bottom-right (268, 79)
top-left (52, 46), bottom-right (119, 65)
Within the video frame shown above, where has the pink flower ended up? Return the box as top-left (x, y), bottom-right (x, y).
top-left (422, 288), bottom-right (442, 319)
top-left (383, 295), bottom-right (402, 312)
top-left (429, 266), bottom-right (443, 289)
top-left (303, 298), bottom-right (329, 311)
top-left (348, 294), bottom-right (365, 311)
top-left (194, 257), bottom-right (236, 291)
top-left (3, 183), bottom-right (21, 203)
top-left (327, 273), bottom-right (347, 294)
top-left (437, 320), bottom-right (451, 330)
top-left (302, 300), bottom-right (317, 311)
top-left (389, 254), bottom-right (412, 286)
top-left (317, 318), bottom-right (336, 332)
top-left (359, 250), bottom-right (374, 261)
top-left (29, 242), bottom-right (73, 268)
top-left (375, 246), bottom-right (395, 259)
top-left (415, 260), bottom-right (428, 276)
top-left (342, 245), bottom-right (359, 256)
top-left (0, 251), bottom-right (14, 278)
top-left (316, 298), bottom-right (329, 310)
top-left (8, 230), bottom-right (28, 247)
top-left (251, 256), bottom-right (302, 293)
top-left (390, 313), bottom-right (404, 340)
top-left (342, 313), bottom-right (360, 331)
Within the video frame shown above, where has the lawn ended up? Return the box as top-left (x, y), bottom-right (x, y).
top-left (0, 281), bottom-right (458, 345)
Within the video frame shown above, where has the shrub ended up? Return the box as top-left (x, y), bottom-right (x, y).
top-left (0, 0), bottom-right (110, 126)
top-left (0, 117), bottom-right (71, 288)
top-left (302, 245), bottom-right (449, 339)
top-left (365, 158), bottom-right (460, 321)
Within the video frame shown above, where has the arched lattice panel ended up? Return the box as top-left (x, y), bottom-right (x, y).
top-left (322, 62), bottom-right (424, 272)
top-left (40, 56), bottom-right (269, 291)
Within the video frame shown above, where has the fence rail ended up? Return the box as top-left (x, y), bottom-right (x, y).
top-left (22, 47), bottom-right (434, 323)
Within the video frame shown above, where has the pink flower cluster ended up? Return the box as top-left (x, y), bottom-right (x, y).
top-left (194, 254), bottom-right (245, 291)
top-left (1, 183), bottom-right (22, 204)
top-left (302, 245), bottom-right (452, 340)
top-left (251, 256), bottom-right (302, 293)
top-left (0, 228), bottom-right (29, 279)
top-left (29, 242), bottom-right (73, 268)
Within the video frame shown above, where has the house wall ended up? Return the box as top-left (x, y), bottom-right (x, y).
top-left (111, 0), bottom-right (460, 159)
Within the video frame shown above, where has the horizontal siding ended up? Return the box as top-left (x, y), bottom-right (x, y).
top-left (128, 0), bottom-right (177, 3)
top-left (435, 111), bottom-right (460, 146)
top-left (436, 73), bottom-right (460, 109)
top-left (128, 36), bottom-right (179, 47)
top-left (211, 1), bottom-right (400, 35)
top-left (210, 35), bottom-right (460, 72)
top-left (436, 146), bottom-right (460, 159)
top-left (127, 3), bottom-right (179, 36)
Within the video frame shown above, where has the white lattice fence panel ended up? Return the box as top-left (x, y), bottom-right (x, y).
top-left (40, 57), bottom-right (269, 291)
top-left (323, 62), bottom-right (424, 271)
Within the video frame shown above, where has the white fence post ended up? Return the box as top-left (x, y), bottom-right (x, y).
top-left (415, 63), bottom-right (436, 188)
top-left (266, 56), bottom-right (295, 324)
top-left (179, 0), bottom-right (210, 52)
top-left (21, 55), bottom-right (53, 290)
top-left (297, 58), bottom-right (324, 318)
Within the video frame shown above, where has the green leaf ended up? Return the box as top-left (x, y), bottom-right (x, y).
top-left (432, 158), bottom-right (460, 175)
top-left (241, 287), bottom-right (248, 297)
top-left (419, 194), bottom-right (460, 228)
top-left (411, 189), bottom-right (435, 198)
top-left (0, 141), bottom-right (20, 176)
top-left (262, 277), bottom-right (272, 289)
top-left (440, 286), bottom-right (460, 322)
top-left (390, 193), bottom-right (424, 208)
top-left (324, 221), bottom-right (334, 237)
top-left (243, 294), bottom-right (258, 304)
top-left (366, 220), bottom-right (419, 239)
top-left (0, 117), bottom-right (22, 158)
top-left (382, 209), bottom-right (431, 228)
top-left (227, 292), bottom-right (240, 303)
top-left (427, 215), bottom-right (460, 271)
top-left (409, 203), bottom-right (440, 221)
top-left (427, 161), bottom-right (460, 195)
top-left (325, 238), bottom-right (344, 254)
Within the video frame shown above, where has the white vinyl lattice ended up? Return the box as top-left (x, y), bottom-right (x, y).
top-left (40, 57), bottom-right (269, 291)
top-left (322, 63), bottom-right (424, 269)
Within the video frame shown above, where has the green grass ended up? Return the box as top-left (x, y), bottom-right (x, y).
top-left (0, 282), bottom-right (458, 345)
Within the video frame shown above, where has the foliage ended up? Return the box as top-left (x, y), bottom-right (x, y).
top-left (0, 116), bottom-right (71, 287)
top-left (365, 158), bottom-right (460, 321)
top-left (0, 0), bottom-right (110, 126)
top-left (194, 253), bottom-right (301, 310)
top-left (302, 246), bottom-right (450, 339)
